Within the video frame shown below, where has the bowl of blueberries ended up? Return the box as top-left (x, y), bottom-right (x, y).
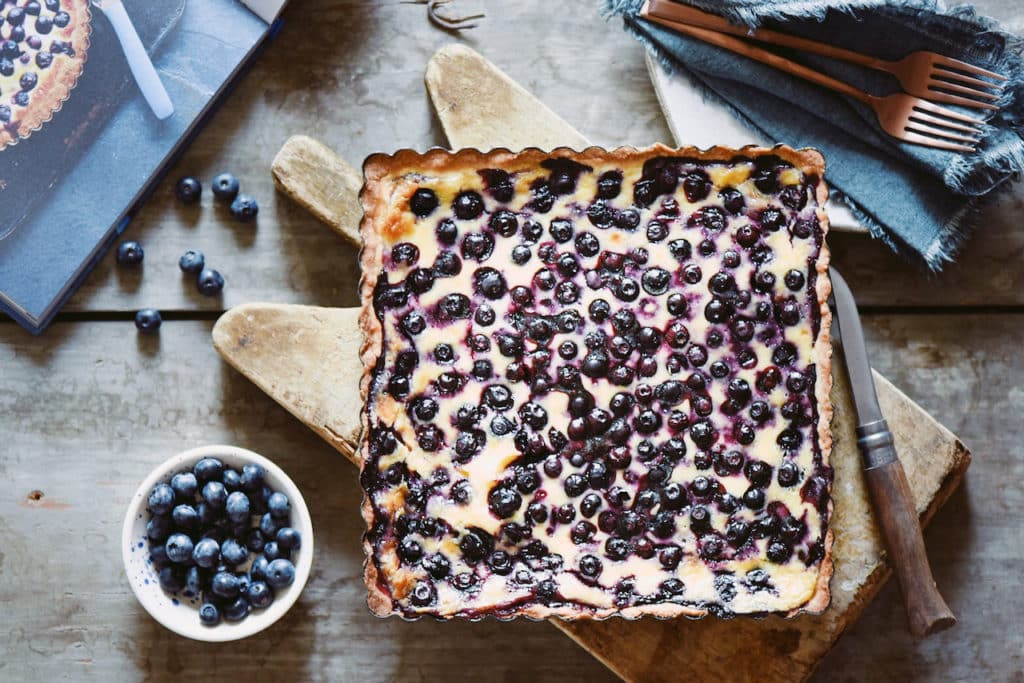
top-left (122, 445), bottom-right (313, 641)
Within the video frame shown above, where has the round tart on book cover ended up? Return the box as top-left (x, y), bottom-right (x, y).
top-left (0, 0), bottom-right (91, 151)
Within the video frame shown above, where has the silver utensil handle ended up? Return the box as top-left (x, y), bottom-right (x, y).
top-left (103, 1), bottom-right (174, 120)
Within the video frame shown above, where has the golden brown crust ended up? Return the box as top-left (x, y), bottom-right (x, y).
top-left (358, 143), bottom-right (833, 621)
top-left (0, 0), bottom-right (91, 151)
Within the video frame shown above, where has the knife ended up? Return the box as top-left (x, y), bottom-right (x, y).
top-left (830, 267), bottom-right (956, 637)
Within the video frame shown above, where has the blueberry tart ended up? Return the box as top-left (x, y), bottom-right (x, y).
top-left (358, 144), bottom-right (833, 620)
top-left (0, 0), bottom-right (90, 150)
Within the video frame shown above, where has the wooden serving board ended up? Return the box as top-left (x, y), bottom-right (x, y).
top-left (214, 45), bottom-right (970, 682)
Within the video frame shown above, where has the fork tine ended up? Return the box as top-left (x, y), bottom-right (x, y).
top-left (909, 109), bottom-right (984, 136)
top-left (900, 130), bottom-right (976, 153)
top-left (911, 98), bottom-right (987, 126)
top-left (905, 123), bottom-right (981, 146)
top-left (927, 79), bottom-right (1000, 101)
top-left (930, 54), bottom-right (1007, 82)
top-left (923, 90), bottom-right (1000, 111)
top-left (930, 68), bottom-right (1004, 93)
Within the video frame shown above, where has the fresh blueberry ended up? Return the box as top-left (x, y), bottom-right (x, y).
top-left (275, 527), bottom-right (301, 552)
top-left (240, 463), bottom-right (265, 492)
top-left (263, 541), bottom-right (286, 561)
top-left (225, 491), bottom-right (250, 523)
top-left (178, 250), bottom-right (205, 274)
top-left (148, 483), bottom-right (175, 515)
top-left (165, 533), bottom-right (194, 564)
top-left (260, 512), bottom-right (281, 539)
top-left (229, 194), bottom-right (259, 222)
top-left (202, 481), bottom-right (228, 510)
top-left (185, 566), bottom-right (205, 596)
top-left (250, 555), bottom-right (269, 582)
top-left (134, 309), bottom-right (161, 334)
top-left (158, 566), bottom-right (186, 593)
top-left (116, 240), bottom-right (144, 267)
top-left (220, 539), bottom-right (248, 567)
top-left (223, 596), bottom-right (250, 622)
top-left (149, 544), bottom-right (171, 569)
top-left (196, 269), bottom-right (225, 297)
top-left (192, 538), bottom-right (220, 568)
top-left (211, 571), bottom-right (240, 599)
top-left (247, 580), bottom-right (273, 609)
top-left (221, 468), bottom-right (242, 491)
top-left (147, 514), bottom-right (173, 542)
top-left (265, 559), bottom-right (296, 589)
top-left (246, 528), bottom-right (265, 553)
top-left (175, 176), bottom-right (202, 204)
top-left (199, 602), bottom-right (220, 626)
top-left (194, 457), bottom-right (224, 482)
top-left (171, 504), bottom-right (199, 532)
top-left (211, 173), bottom-right (240, 201)
top-left (267, 492), bottom-right (290, 520)
top-left (170, 472), bottom-right (198, 500)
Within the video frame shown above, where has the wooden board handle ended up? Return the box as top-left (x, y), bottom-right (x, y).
top-left (860, 420), bottom-right (957, 637)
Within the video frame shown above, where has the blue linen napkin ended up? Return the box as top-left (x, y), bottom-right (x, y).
top-left (605, 0), bottom-right (1024, 269)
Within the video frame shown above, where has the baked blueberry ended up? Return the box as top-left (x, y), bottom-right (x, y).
top-left (453, 190), bottom-right (484, 220)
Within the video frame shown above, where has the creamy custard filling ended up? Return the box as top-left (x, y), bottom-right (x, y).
top-left (362, 149), bottom-right (831, 619)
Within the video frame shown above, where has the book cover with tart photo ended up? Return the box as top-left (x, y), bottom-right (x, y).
top-left (0, 0), bottom-right (289, 334)
top-left (358, 144), bottom-right (833, 620)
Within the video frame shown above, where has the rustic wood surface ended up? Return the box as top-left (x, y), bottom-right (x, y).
top-left (211, 300), bottom-right (969, 682)
top-left (1, 0), bottom-right (1022, 681)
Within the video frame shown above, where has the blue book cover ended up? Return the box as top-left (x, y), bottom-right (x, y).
top-left (0, 0), bottom-right (285, 333)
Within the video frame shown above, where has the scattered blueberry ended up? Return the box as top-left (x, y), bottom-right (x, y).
top-left (116, 240), bottom-right (144, 267)
top-left (134, 309), bottom-right (162, 334)
top-left (196, 269), bottom-right (225, 297)
top-left (229, 194), bottom-right (259, 223)
top-left (211, 173), bottom-right (240, 201)
top-left (175, 177), bottom-right (202, 204)
top-left (178, 250), bottom-right (205, 274)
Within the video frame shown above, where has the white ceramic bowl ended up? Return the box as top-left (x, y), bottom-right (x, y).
top-left (122, 445), bottom-right (314, 642)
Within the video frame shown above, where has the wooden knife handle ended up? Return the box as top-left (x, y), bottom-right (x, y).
top-left (858, 421), bottom-right (957, 637)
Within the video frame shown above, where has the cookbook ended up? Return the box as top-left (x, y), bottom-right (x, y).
top-left (0, 0), bottom-right (287, 334)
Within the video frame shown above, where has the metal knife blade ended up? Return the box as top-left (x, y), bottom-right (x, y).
top-left (829, 267), bottom-right (885, 425)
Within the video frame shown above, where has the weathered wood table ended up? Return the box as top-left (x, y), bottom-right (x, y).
top-left (1, 1), bottom-right (1021, 680)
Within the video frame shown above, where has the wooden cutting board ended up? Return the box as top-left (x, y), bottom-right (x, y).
top-left (213, 45), bottom-right (970, 682)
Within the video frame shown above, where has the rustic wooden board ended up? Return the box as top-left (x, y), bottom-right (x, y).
top-left (240, 43), bottom-right (973, 681)
top-left (212, 301), bottom-right (969, 682)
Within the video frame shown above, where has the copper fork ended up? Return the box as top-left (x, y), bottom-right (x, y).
top-left (640, 4), bottom-right (986, 152)
top-left (645, 0), bottom-right (1006, 111)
